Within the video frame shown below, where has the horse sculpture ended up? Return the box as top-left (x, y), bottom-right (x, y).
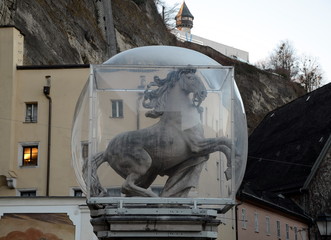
top-left (83, 68), bottom-right (233, 197)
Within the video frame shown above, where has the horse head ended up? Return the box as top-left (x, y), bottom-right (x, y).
top-left (177, 68), bottom-right (207, 109)
top-left (143, 68), bottom-right (207, 118)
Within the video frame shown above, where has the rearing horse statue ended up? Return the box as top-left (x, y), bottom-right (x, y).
top-left (83, 68), bottom-right (233, 197)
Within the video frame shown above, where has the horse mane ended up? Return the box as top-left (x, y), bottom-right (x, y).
top-left (143, 68), bottom-right (196, 118)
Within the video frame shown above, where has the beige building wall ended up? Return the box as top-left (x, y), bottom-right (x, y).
top-left (0, 27), bottom-right (24, 190)
top-left (237, 201), bottom-right (308, 240)
top-left (0, 27), bottom-right (89, 196)
top-left (13, 68), bottom-right (89, 196)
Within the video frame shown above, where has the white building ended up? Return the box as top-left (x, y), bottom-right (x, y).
top-left (173, 2), bottom-right (249, 62)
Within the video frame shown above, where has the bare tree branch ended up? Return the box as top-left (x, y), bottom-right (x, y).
top-left (268, 40), bottom-right (298, 80)
top-left (154, 0), bottom-right (179, 30)
top-left (297, 55), bottom-right (323, 92)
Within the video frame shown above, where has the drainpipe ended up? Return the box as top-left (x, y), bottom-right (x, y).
top-left (43, 75), bottom-right (52, 197)
top-left (235, 201), bottom-right (243, 240)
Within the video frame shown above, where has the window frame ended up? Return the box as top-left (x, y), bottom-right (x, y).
top-left (70, 187), bottom-right (85, 197)
top-left (18, 189), bottom-right (37, 197)
top-left (107, 187), bottom-right (122, 197)
top-left (110, 99), bottom-right (123, 118)
top-left (266, 216), bottom-right (271, 235)
top-left (241, 208), bottom-right (247, 229)
top-left (277, 220), bottom-right (281, 239)
top-left (19, 142), bottom-right (39, 167)
top-left (25, 102), bottom-right (38, 123)
top-left (294, 226), bottom-right (298, 240)
top-left (286, 223), bottom-right (290, 240)
top-left (254, 211), bottom-right (259, 232)
top-left (81, 141), bottom-right (89, 160)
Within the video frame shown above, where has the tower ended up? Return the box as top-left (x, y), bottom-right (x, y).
top-left (175, 1), bottom-right (194, 33)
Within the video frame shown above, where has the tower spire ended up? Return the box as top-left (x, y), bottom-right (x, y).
top-left (175, 1), bottom-right (194, 33)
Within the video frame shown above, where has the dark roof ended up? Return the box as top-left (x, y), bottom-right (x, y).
top-left (243, 83), bottom-right (331, 194)
top-left (175, 2), bottom-right (194, 19)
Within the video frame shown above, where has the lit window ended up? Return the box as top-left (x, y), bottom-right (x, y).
top-left (254, 212), bottom-right (259, 232)
top-left (111, 100), bottom-right (123, 118)
top-left (277, 220), bottom-right (281, 239)
top-left (22, 145), bottom-right (38, 166)
top-left (25, 103), bottom-right (38, 123)
top-left (20, 190), bottom-right (36, 197)
top-left (266, 216), bottom-right (271, 235)
top-left (241, 208), bottom-right (247, 229)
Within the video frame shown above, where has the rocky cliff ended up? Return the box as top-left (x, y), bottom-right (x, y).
top-left (0, 0), bottom-right (305, 132)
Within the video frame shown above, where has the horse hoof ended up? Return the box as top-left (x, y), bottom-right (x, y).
top-left (224, 168), bottom-right (232, 180)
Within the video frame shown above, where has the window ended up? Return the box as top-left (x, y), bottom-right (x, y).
top-left (286, 224), bottom-right (290, 240)
top-left (81, 142), bottom-right (89, 159)
top-left (241, 208), bottom-right (247, 229)
top-left (107, 187), bottom-right (122, 197)
top-left (151, 186), bottom-right (163, 196)
top-left (254, 212), bottom-right (259, 232)
top-left (20, 190), bottom-right (36, 197)
top-left (266, 216), bottom-right (271, 235)
top-left (74, 189), bottom-right (83, 197)
top-left (294, 227), bottom-right (298, 240)
top-left (111, 100), bottom-right (123, 118)
top-left (25, 103), bottom-right (38, 122)
top-left (21, 145), bottom-right (38, 166)
top-left (70, 188), bottom-right (85, 197)
top-left (277, 220), bottom-right (281, 239)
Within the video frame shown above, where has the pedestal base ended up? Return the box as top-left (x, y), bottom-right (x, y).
top-left (92, 212), bottom-right (220, 239)
top-left (88, 197), bottom-right (234, 240)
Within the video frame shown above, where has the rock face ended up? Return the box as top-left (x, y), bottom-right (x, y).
top-left (112, 0), bottom-right (177, 52)
top-left (0, 0), bottom-right (305, 132)
top-left (1, 0), bottom-right (108, 64)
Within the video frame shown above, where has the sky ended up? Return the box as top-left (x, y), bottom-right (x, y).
top-left (165, 0), bottom-right (331, 84)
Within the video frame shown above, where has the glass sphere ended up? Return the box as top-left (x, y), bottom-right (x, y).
top-left (72, 46), bottom-right (247, 199)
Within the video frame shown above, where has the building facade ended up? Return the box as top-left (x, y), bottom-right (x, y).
top-left (237, 194), bottom-right (309, 240)
top-left (0, 26), bottom-right (96, 240)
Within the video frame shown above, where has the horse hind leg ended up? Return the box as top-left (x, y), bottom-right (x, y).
top-left (117, 149), bottom-right (158, 197)
top-left (122, 172), bottom-right (158, 197)
top-left (161, 157), bottom-right (206, 198)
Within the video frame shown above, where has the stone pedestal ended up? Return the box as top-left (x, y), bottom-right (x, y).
top-left (87, 197), bottom-right (234, 240)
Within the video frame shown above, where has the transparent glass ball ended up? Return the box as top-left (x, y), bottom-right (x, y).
top-left (72, 46), bottom-right (247, 199)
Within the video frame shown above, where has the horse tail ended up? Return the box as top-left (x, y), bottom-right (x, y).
top-left (82, 151), bottom-right (107, 196)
